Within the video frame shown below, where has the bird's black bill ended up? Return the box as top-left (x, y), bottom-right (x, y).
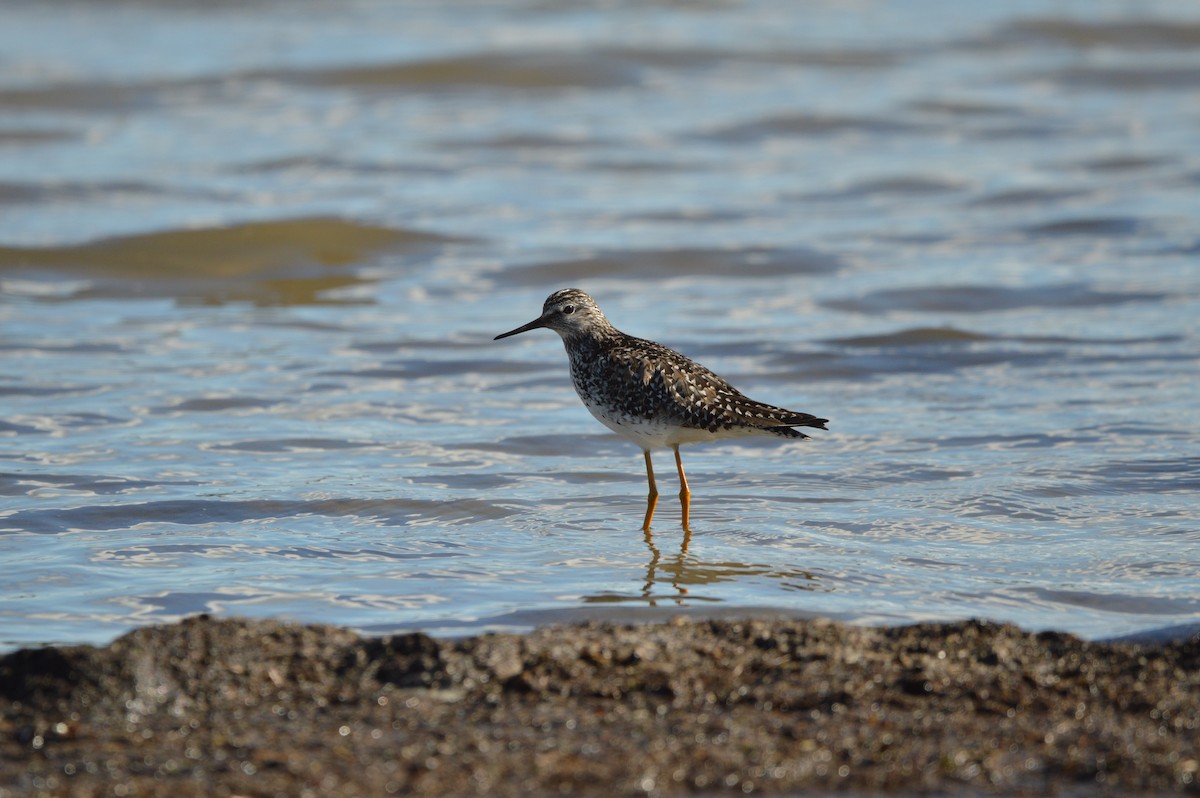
top-left (494, 317), bottom-right (547, 340)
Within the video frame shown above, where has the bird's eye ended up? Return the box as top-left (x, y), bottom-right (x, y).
top-left (562, 304), bottom-right (576, 315)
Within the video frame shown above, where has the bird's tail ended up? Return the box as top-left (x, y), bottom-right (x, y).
top-left (731, 397), bottom-right (828, 438)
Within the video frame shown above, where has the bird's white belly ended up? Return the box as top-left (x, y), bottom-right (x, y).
top-left (577, 391), bottom-right (746, 451)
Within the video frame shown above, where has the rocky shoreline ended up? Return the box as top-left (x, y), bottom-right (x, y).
top-left (2, 615), bottom-right (1197, 796)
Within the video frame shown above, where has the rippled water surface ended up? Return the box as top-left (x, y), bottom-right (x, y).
top-left (3, 0), bottom-right (1199, 649)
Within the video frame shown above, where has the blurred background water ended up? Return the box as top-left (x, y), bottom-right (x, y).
top-left (1, 0), bottom-right (1198, 650)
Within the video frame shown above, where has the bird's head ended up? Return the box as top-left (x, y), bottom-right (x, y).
top-left (494, 288), bottom-right (612, 342)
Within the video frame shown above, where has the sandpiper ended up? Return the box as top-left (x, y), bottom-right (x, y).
top-left (494, 288), bottom-right (828, 530)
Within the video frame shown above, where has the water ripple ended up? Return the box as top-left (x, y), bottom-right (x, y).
top-left (1, 497), bottom-right (518, 535)
top-left (1, 0), bottom-right (1198, 648)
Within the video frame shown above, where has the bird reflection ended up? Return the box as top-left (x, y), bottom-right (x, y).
top-left (641, 526), bottom-right (692, 603)
top-left (580, 522), bottom-right (824, 606)
top-left (582, 526), bottom-right (822, 607)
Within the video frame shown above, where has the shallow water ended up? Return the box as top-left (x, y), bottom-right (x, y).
top-left (2, 0), bottom-right (1198, 649)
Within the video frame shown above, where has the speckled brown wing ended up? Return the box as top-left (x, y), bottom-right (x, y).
top-left (603, 336), bottom-right (828, 438)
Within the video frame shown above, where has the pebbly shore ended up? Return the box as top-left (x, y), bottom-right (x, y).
top-left (2, 615), bottom-right (1197, 797)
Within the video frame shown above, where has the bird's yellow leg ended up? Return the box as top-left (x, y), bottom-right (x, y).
top-left (642, 450), bottom-right (659, 531)
top-left (674, 446), bottom-right (691, 531)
